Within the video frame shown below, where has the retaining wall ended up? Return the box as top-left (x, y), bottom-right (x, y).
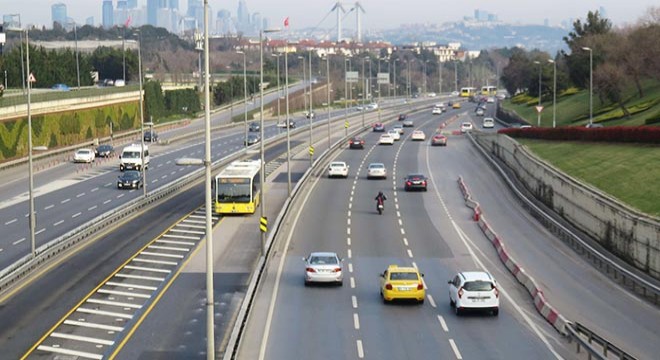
top-left (474, 133), bottom-right (660, 279)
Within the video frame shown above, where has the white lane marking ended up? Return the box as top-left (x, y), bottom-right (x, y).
top-left (428, 295), bottom-right (437, 308)
top-left (76, 307), bottom-right (133, 319)
top-left (5, 219), bottom-right (17, 225)
top-left (72, 212), bottom-right (82, 218)
top-left (412, 261), bottom-right (418, 269)
top-left (398, 219), bottom-right (403, 226)
top-left (91, 187), bottom-right (99, 192)
top-left (54, 220), bottom-right (64, 226)
top-left (105, 281), bottom-right (157, 291)
top-left (396, 211), bottom-right (401, 217)
top-left (347, 249), bottom-right (352, 259)
top-left (103, 199), bottom-right (112, 204)
top-left (424, 140), bottom-right (564, 360)
top-left (437, 315), bottom-right (449, 332)
top-left (356, 340), bottom-right (364, 358)
top-left (76, 192), bottom-right (85, 198)
top-left (63, 319), bottom-right (123, 332)
top-left (61, 198), bottom-right (71, 204)
top-left (13, 238), bottom-right (26, 245)
top-left (347, 237), bottom-right (351, 246)
top-left (0, 248), bottom-right (3, 253)
top-left (349, 203), bottom-right (352, 210)
top-left (353, 313), bottom-right (360, 330)
top-left (44, 205), bottom-right (54, 210)
top-left (35, 345), bottom-right (102, 360)
top-left (348, 263), bottom-right (353, 273)
top-left (449, 339), bottom-right (463, 359)
top-left (400, 228), bottom-right (405, 235)
top-left (350, 277), bottom-right (356, 288)
top-left (347, 228), bottom-right (351, 235)
top-left (349, 196), bottom-right (353, 202)
top-left (352, 296), bottom-right (358, 309)
top-left (403, 238), bottom-right (409, 246)
top-left (347, 218), bottom-right (351, 225)
top-left (88, 205), bottom-right (97, 211)
top-left (35, 228), bottom-right (45, 235)
top-left (407, 249), bottom-right (413, 258)
top-left (395, 203), bottom-right (399, 210)
top-left (347, 210), bottom-right (351, 217)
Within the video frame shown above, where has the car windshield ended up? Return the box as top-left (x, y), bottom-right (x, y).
top-left (122, 171), bottom-right (140, 180)
top-left (463, 280), bottom-right (495, 291)
top-left (123, 151), bottom-right (140, 159)
top-left (309, 256), bottom-right (338, 265)
top-left (390, 272), bottom-right (419, 281)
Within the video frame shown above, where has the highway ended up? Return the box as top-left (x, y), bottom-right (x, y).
top-left (235, 102), bottom-right (660, 359)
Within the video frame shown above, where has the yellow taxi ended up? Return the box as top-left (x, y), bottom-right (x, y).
top-left (452, 102), bottom-right (462, 109)
top-left (380, 265), bottom-right (425, 304)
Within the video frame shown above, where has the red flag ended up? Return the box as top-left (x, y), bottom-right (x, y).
top-left (284, 17), bottom-right (289, 28)
top-left (124, 16), bottom-right (132, 28)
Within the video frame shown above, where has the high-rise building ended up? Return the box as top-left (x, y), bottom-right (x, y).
top-left (102, 0), bottom-right (114, 29)
top-left (3, 14), bottom-right (20, 29)
top-left (237, 0), bottom-right (250, 32)
top-left (116, 1), bottom-right (130, 27)
top-left (147, 0), bottom-right (159, 26)
top-left (85, 16), bottom-right (94, 26)
top-left (252, 12), bottom-right (261, 32)
top-left (169, 0), bottom-right (179, 11)
top-left (216, 9), bottom-right (235, 34)
top-left (52, 3), bottom-right (67, 27)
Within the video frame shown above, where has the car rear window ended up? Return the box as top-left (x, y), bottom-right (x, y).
top-left (390, 272), bottom-right (419, 281)
top-left (310, 256), bottom-right (338, 265)
top-left (463, 280), bottom-right (494, 291)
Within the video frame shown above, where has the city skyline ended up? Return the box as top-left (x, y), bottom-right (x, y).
top-left (1, 0), bottom-right (657, 31)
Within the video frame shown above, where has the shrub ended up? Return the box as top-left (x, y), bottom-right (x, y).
top-left (498, 126), bottom-right (660, 143)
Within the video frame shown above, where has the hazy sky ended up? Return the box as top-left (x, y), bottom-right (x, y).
top-left (2, 0), bottom-right (657, 30)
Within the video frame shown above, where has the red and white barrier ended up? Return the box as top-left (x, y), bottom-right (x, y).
top-left (457, 176), bottom-right (569, 335)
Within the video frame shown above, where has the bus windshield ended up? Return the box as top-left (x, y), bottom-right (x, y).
top-left (216, 178), bottom-right (252, 203)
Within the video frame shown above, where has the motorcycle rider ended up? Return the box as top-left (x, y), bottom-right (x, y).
top-left (375, 191), bottom-right (387, 214)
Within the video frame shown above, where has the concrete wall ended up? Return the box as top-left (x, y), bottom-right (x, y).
top-left (475, 133), bottom-right (660, 279)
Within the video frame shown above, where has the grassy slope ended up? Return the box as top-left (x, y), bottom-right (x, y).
top-left (503, 80), bottom-right (660, 127)
top-left (517, 139), bottom-right (660, 217)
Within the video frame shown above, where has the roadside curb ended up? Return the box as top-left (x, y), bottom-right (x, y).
top-left (457, 176), bottom-right (569, 335)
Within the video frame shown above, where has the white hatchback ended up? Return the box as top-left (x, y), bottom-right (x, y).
top-left (379, 134), bottom-right (395, 145)
top-left (387, 130), bottom-right (401, 141)
top-left (448, 271), bottom-right (500, 316)
top-left (411, 130), bottom-right (426, 141)
top-left (367, 163), bottom-right (387, 179)
top-left (327, 161), bottom-right (349, 178)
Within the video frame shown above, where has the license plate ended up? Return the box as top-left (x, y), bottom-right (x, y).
top-left (397, 286), bottom-right (411, 291)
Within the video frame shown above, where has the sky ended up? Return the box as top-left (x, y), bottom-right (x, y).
top-left (1, 0), bottom-right (657, 30)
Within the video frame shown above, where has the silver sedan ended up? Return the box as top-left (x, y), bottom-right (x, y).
top-left (303, 252), bottom-right (343, 286)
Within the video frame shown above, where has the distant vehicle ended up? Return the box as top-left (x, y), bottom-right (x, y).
top-left (585, 123), bottom-right (604, 128)
top-left (245, 134), bottom-right (260, 146)
top-left (143, 130), bottom-right (158, 142)
top-left (431, 134), bottom-right (448, 146)
top-left (427, 92), bottom-right (437, 97)
top-left (402, 119), bottom-right (414, 127)
top-left (303, 252), bottom-right (343, 286)
top-left (349, 137), bottom-right (365, 149)
top-left (481, 85), bottom-right (497, 96)
top-left (373, 123), bottom-right (386, 132)
top-left (119, 144), bottom-right (149, 171)
top-left (327, 161), bottom-right (349, 178)
top-left (451, 91), bottom-right (459, 96)
top-left (102, 79), bottom-right (114, 87)
top-left (404, 173), bottom-right (428, 191)
top-left (378, 134), bottom-right (394, 145)
top-left (487, 97), bottom-right (495, 103)
top-left (367, 163), bottom-right (387, 179)
top-left (460, 87), bottom-right (477, 97)
top-left (367, 103), bottom-right (379, 110)
top-left (249, 122), bottom-right (260, 132)
top-left (114, 79), bottom-right (126, 87)
top-left (277, 119), bottom-right (296, 128)
top-left (483, 118), bottom-right (495, 128)
top-left (95, 144), bottom-right (115, 158)
top-left (392, 124), bottom-right (404, 134)
top-left (460, 122), bottom-right (473, 133)
top-left (452, 102), bottom-right (462, 109)
top-left (51, 83), bottom-right (70, 91)
top-left (448, 271), bottom-right (499, 316)
top-left (432, 107), bottom-right (443, 115)
top-left (398, 114), bottom-right (407, 121)
top-left (73, 148), bottom-right (95, 163)
top-left (411, 130), bottom-right (426, 141)
top-left (476, 108), bottom-right (485, 117)
top-left (117, 170), bottom-right (143, 189)
top-left (387, 130), bottom-right (401, 141)
top-left (305, 111), bottom-right (315, 119)
top-left (380, 265), bottom-right (425, 304)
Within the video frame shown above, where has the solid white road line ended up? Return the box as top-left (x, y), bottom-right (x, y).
top-left (140, 251), bottom-right (184, 259)
top-left (437, 315), bottom-right (448, 332)
top-left (156, 239), bottom-right (196, 246)
top-left (113, 273), bottom-right (164, 282)
top-left (124, 265), bottom-right (171, 274)
top-left (449, 339), bottom-right (463, 359)
top-left (148, 245), bottom-right (189, 252)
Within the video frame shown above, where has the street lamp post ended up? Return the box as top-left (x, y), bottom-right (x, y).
top-left (284, 46), bottom-right (292, 195)
top-left (24, 28), bottom-right (36, 258)
top-left (582, 47), bottom-right (593, 126)
top-left (438, 59), bottom-right (442, 94)
top-left (308, 51), bottom-right (313, 167)
top-left (237, 51), bottom-right (248, 147)
top-left (260, 28), bottom-right (281, 255)
top-left (72, 22), bottom-right (81, 90)
top-left (325, 54), bottom-right (331, 149)
top-left (298, 56), bottom-right (307, 115)
top-left (454, 60), bottom-right (458, 93)
top-left (361, 57), bottom-right (367, 127)
top-left (344, 56), bottom-right (350, 136)
top-left (135, 31), bottom-right (147, 198)
top-left (548, 59), bottom-right (557, 128)
top-left (534, 60), bottom-right (542, 127)
top-left (393, 58), bottom-right (399, 98)
top-left (423, 60), bottom-right (428, 95)
top-left (272, 53), bottom-right (281, 124)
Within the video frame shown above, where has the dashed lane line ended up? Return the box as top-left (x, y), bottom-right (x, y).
top-left (449, 339), bottom-right (463, 359)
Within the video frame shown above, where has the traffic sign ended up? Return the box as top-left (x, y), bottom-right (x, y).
top-left (309, 146), bottom-right (315, 156)
top-left (344, 121), bottom-right (349, 128)
top-left (260, 217), bottom-right (268, 233)
top-left (377, 73), bottom-right (389, 85)
top-left (535, 105), bottom-right (544, 113)
top-left (346, 71), bottom-right (359, 83)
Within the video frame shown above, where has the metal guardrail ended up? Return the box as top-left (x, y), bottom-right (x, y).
top-left (565, 322), bottom-right (638, 360)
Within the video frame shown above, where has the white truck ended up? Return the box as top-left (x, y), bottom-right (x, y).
top-left (119, 144), bottom-right (149, 171)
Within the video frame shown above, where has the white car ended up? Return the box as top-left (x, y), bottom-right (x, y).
top-left (379, 134), bottom-right (395, 145)
top-left (303, 252), bottom-right (343, 286)
top-left (432, 106), bottom-right (443, 115)
top-left (487, 97), bottom-right (495, 103)
top-left (460, 122), bottom-right (473, 133)
top-left (367, 163), bottom-right (387, 179)
top-left (73, 148), bottom-right (95, 163)
top-left (483, 118), bottom-right (495, 128)
top-left (327, 161), bottom-right (349, 178)
top-left (387, 130), bottom-right (401, 141)
top-left (411, 130), bottom-right (426, 141)
top-left (392, 124), bottom-right (404, 134)
top-left (448, 271), bottom-right (500, 316)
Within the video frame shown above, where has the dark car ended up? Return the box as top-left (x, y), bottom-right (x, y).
top-left (349, 137), bottom-right (365, 149)
top-left (305, 111), bottom-right (315, 119)
top-left (144, 130), bottom-right (158, 142)
top-left (95, 144), bottom-right (115, 157)
top-left (398, 114), bottom-right (407, 121)
top-left (117, 170), bottom-right (143, 189)
top-left (245, 134), bottom-right (261, 146)
top-left (373, 123), bottom-right (385, 132)
top-left (249, 122), bottom-right (260, 132)
top-left (404, 173), bottom-right (428, 191)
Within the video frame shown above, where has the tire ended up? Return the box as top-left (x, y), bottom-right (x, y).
top-left (418, 298), bottom-right (425, 305)
top-left (304, 280), bottom-right (310, 287)
top-left (449, 298), bottom-right (455, 307)
top-left (492, 308), bottom-right (499, 316)
top-left (338, 280), bottom-right (343, 287)
top-left (455, 306), bottom-right (461, 316)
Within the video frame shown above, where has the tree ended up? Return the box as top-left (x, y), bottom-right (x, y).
top-left (563, 11), bottom-right (612, 88)
top-left (594, 62), bottom-right (630, 117)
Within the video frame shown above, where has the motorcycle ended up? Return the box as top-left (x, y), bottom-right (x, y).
top-left (377, 202), bottom-right (384, 215)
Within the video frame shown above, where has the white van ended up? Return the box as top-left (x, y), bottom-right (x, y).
top-left (119, 144), bottom-right (149, 171)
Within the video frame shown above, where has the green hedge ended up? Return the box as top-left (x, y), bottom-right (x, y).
top-left (0, 101), bottom-right (139, 161)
